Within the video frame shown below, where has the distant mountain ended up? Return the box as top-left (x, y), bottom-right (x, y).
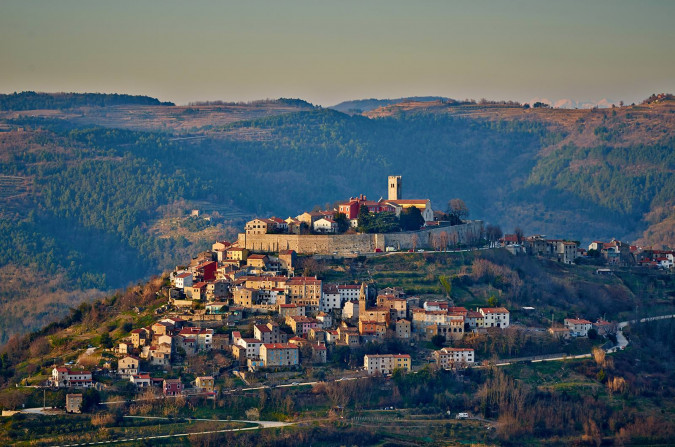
top-left (528, 97), bottom-right (617, 109)
top-left (0, 91), bottom-right (174, 111)
top-left (329, 96), bottom-right (450, 113)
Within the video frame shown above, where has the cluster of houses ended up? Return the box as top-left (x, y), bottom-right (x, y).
top-left (500, 234), bottom-right (675, 270)
top-left (548, 318), bottom-right (617, 339)
top-left (244, 176), bottom-right (435, 235)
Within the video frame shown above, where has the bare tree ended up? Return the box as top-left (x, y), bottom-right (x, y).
top-left (447, 199), bottom-right (470, 223)
top-left (439, 231), bottom-right (449, 251)
top-left (514, 227), bottom-right (524, 244)
top-left (411, 234), bottom-right (419, 251)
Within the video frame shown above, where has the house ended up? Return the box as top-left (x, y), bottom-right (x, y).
top-left (424, 301), bottom-right (449, 312)
top-left (311, 343), bottom-right (327, 363)
top-left (593, 319), bottom-right (617, 337)
top-left (174, 272), bottom-right (193, 289)
top-left (342, 300), bottom-right (360, 319)
top-left (163, 379), bottom-right (184, 396)
top-left (130, 373), bottom-right (151, 388)
top-left (206, 302), bottom-right (228, 314)
top-left (238, 338), bottom-right (263, 359)
top-left (479, 307), bottom-right (510, 328)
top-left (320, 284), bottom-right (341, 312)
top-left (130, 328), bottom-right (150, 348)
top-left (285, 276), bottom-right (322, 311)
top-left (316, 312), bottom-right (332, 329)
top-left (364, 354), bottom-right (411, 375)
top-left (386, 199), bottom-right (434, 222)
top-left (51, 367), bottom-right (94, 388)
top-left (548, 327), bottom-right (572, 340)
top-left (118, 356), bottom-right (140, 378)
top-left (278, 303), bottom-right (305, 317)
top-left (395, 319), bottom-right (411, 339)
top-left (66, 394), bottom-right (83, 413)
top-left (178, 327), bottom-right (213, 351)
top-left (234, 287), bottom-right (259, 307)
top-left (195, 260), bottom-right (217, 282)
top-left (254, 322), bottom-right (282, 344)
top-left (313, 217), bottom-right (338, 234)
top-left (260, 343), bottom-right (299, 367)
top-left (226, 247), bottom-right (250, 262)
top-left (465, 311), bottom-right (484, 329)
top-left (564, 318), bottom-right (593, 337)
top-left (151, 321), bottom-right (173, 337)
top-left (116, 342), bottom-right (130, 355)
top-left (195, 376), bottom-right (215, 393)
top-left (278, 250), bottom-right (297, 273)
top-left (245, 218), bottom-right (273, 235)
top-left (337, 284), bottom-right (365, 303)
top-left (434, 348), bottom-right (474, 368)
top-left (247, 254), bottom-right (269, 269)
top-left (185, 282), bottom-right (207, 301)
top-left (286, 315), bottom-right (320, 335)
top-left (377, 295), bottom-right (407, 319)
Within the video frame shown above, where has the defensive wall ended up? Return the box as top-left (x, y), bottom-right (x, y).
top-left (237, 221), bottom-right (483, 255)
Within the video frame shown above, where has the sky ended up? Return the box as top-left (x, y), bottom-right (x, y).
top-left (1, 0), bottom-right (674, 107)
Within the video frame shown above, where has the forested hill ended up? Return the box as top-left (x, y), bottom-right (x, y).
top-left (0, 92), bottom-right (174, 110)
top-left (0, 93), bottom-right (673, 343)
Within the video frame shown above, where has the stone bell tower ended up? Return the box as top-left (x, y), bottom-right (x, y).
top-left (388, 175), bottom-right (402, 201)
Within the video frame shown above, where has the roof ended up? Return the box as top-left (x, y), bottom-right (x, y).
top-left (241, 338), bottom-right (261, 344)
top-left (439, 347), bottom-right (474, 352)
top-left (176, 272), bottom-right (192, 278)
top-left (480, 307), bottom-right (510, 314)
top-left (386, 199), bottom-right (429, 206)
top-left (248, 254), bottom-right (268, 260)
top-left (565, 318), bottom-right (592, 325)
top-left (263, 343), bottom-right (298, 350)
top-left (255, 324), bottom-right (272, 333)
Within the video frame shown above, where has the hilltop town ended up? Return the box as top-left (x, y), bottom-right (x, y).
top-left (26, 176), bottom-right (674, 418)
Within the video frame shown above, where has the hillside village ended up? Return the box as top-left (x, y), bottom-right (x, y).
top-left (36, 180), bottom-right (663, 414)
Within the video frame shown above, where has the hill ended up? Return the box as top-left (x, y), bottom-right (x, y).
top-left (329, 96), bottom-right (450, 114)
top-left (0, 92), bottom-right (673, 342)
top-left (0, 91), bottom-right (174, 110)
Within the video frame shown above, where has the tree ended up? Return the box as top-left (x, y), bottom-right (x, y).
top-left (439, 231), bottom-right (449, 251)
top-left (400, 206), bottom-right (424, 231)
top-left (431, 334), bottom-right (445, 348)
top-left (411, 234), bottom-right (419, 251)
top-left (100, 332), bottom-right (113, 349)
top-left (485, 224), bottom-right (503, 247)
top-left (357, 205), bottom-right (371, 232)
top-left (439, 275), bottom-right (452, 298)
top-left (333, 212), bottom-right (350, 233)
top-left (447, 199), bottom-right (469, 225)
top-left (514, 227), bottom-right (524, 244)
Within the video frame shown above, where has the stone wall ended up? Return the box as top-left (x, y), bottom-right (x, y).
top-left (238, 221), bottom-right (483, 255)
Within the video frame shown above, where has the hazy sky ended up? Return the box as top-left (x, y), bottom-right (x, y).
top-left (1, 0), bottom-right (674, 106)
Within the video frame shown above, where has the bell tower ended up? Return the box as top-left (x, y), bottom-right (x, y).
top-left (359, 282), bottom-right (367, 316)
top-left (388, 175), bottom-right (402, 201)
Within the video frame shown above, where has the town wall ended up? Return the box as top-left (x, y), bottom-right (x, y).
top-left (237, 221), bottom-right (483, 255)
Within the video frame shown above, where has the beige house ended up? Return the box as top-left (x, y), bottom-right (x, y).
top-left (364, 354), bottom-right (411, 375)
top-left (118, 356), bottom-right (140, 378)
top-left (234, 287), bottom-right (258, 307)
top-left (396, 319), bottom-right (411, 339)
top-left (245, 218), bottom-right (273, 235)
top-left (195, 376), bottom-right (215, 393)
top-left (66, 394), bottom-right (83, 413)
top-left (285, 277), bottom-right (322, 310)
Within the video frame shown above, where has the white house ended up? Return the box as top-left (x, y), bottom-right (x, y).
top-left (313, 217), bottom-right (338, 234)
top-left (51, 367), bottom-right (94, 388)
top-left (174, 272), bottom-right (193, 289)
top-left (434, 348), bottom-right (475, 368)
top-left (320, 284), bottom-right (342, 312)
top-left (343, 300), bottom-right (360, 319)
top-left (564, 318), bottom-right (593, 337)
top-left (479, 307), bottom-right (510, 328)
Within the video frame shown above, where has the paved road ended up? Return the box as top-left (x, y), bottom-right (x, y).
top-left (55, 416), bottom-right (294, 447)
